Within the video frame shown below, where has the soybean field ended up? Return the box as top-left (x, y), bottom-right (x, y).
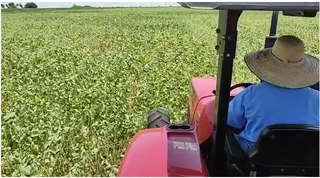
top-left (1, 7), bottom-right (319, 177)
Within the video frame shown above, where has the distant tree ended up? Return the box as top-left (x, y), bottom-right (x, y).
top-left (71, 4), bottom-right (81, 8)
top-left (8, 2), bottom-right (17, 8)
top-left (1, 4), bottom-right (5, 8)
top-left (71, 4), bottom-right (93, 8)
top-left (24, 2), bottom-right (37, 8)
top-left (19, 4), bottom-right (23, 8)
top-left (5, 4), bottom-right (9, 8)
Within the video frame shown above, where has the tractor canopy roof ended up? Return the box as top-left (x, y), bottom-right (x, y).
top-left (178, 2), bottom-right (319, 11)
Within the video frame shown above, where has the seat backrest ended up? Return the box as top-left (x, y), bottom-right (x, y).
top-left (248, 124), bottom-right (319, 168)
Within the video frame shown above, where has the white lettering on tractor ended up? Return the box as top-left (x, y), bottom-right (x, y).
top-left (173, 141), bottom-right (197, 151)
top-left (185, 142), bottom-right (197, 151)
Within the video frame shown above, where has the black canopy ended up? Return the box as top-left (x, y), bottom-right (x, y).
top-left (178, 2), bottom-right (319, 11)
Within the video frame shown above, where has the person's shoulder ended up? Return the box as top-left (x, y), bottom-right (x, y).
top-left (235, 82), bottom-right (260, 97)
top-left (235, 82), bottom-right (279, 97)
top-left (246, 82), bottom-right (271, 92)
top-left (255, 82), bottom-right (274, 88)
top-left (304, 87), bottom-right (319, 97)
top-left (241, 82), bottom-right (281, 99)
top-left (304, 88), bottom-right (319, 107)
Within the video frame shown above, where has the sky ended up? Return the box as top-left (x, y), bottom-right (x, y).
top-left (1, 2), bottom-right (179, 8)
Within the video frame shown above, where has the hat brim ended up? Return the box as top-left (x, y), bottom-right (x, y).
top-left (244, 48), bottom-right (319, 89)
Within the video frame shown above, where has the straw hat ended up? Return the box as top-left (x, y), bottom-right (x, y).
top-left (244, 35), bottom-right (319, 89)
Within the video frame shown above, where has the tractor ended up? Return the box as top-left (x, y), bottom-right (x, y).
top-left (117, 2), bottom-right (319, 177)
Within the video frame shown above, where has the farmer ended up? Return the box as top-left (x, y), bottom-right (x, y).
top-left (227, 35), bottom-right (319, 153)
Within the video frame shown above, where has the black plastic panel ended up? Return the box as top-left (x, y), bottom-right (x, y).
top-left (178, 2), bottom-right (319, 11)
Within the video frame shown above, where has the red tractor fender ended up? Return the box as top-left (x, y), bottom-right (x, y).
top-left (118, 126), bottom-right (209, 177)
top-left (189, 77), bottom-right (244, 144)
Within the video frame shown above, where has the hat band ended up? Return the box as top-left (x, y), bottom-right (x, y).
top-left (270, 50), bottom-right (303, 64)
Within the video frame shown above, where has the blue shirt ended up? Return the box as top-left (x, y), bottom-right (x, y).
top-left (227, 82), bottom-right (319, 152)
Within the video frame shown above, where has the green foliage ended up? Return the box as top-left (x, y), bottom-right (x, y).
top-left (71, 4), bottom-right (93, 9)
top-left (24, 2), bottom-right (37, 8)
top-left (1, 3), bottom-right (23, 9)
top-left (1, 7), bottom-right (319, 177)
top-left (7, 2), bottom-right (17, 8)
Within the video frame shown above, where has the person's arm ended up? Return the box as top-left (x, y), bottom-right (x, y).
top-left (227, 89), bottom-right (247, 130)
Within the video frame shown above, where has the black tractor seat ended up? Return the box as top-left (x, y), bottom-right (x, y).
top-left (225, 124), bottom-right (319, 177)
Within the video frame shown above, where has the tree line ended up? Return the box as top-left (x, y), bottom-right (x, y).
top-left (1, 2), bottom-right (38, 9)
